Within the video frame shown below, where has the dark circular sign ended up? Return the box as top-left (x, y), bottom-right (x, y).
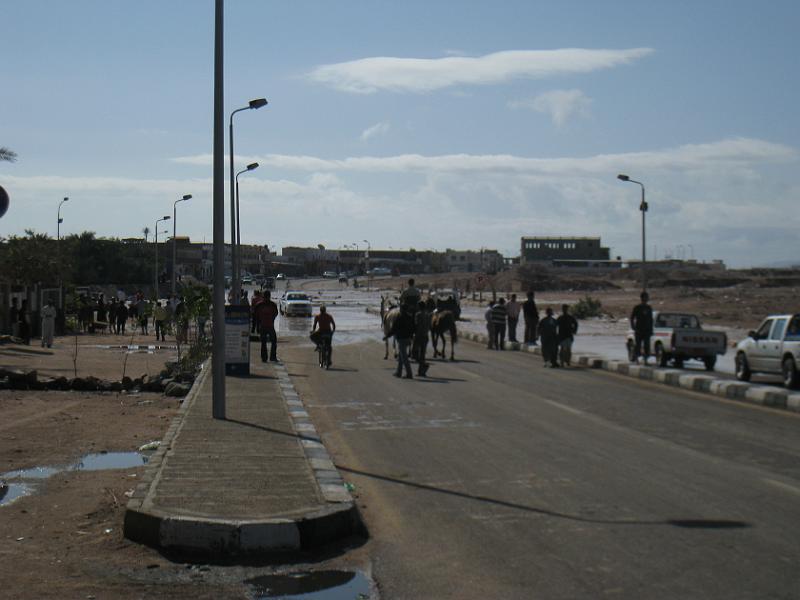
top-left (0, 185), bottom-right (8, 219)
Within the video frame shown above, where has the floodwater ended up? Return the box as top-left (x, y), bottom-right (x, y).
top-left (0, 451), bottom-right (148, 507)
top-left (245, 570), bottom-right (372, 599)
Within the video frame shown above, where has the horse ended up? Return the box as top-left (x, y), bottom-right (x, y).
top-left (382, 306), bottom-right (400, 360)
top-left (430, 310), bottom-right (458, 361)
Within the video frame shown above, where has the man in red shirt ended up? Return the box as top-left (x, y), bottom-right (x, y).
top-left (311, 305), bottom-right (336, 365)
top-left (254, 290), bottom-right (279, 362)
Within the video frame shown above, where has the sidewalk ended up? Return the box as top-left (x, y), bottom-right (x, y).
top-left (123, 357), bottom-right (362, 556)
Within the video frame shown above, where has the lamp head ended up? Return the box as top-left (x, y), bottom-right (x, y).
top-left (249, 98), bottom-right (268, 109)
top-left (246, 162), bottom-right (259, 171)
top-left (617, 174), bottom-right (630, 182)
top-left (182, 194), bottom-right (192, 201)
top-left (163, 215), bottom-right (171, 221)
top-left (63, 197), bottom-right (69, 202)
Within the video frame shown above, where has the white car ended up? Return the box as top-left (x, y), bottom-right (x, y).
top-left (323, 271), bottom-right (339, 279)
top-left (735, 314), bottom-right (800, 388)
top-left (279, 291), bottom-right (312, 317)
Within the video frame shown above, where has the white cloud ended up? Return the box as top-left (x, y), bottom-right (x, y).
top-left (171, 138), bottom-right (796, 176)
top-left (360, 121), bottom-right (390, 141)
top-left (306, 48), bottom-right (654, 94)
top-left (509, 89), bottom-right (592, 126)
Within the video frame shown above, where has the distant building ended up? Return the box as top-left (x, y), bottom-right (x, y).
top-left (521, 236), bottom-right (610, 264)
top-left (445, 249), bottom-right (504, 273)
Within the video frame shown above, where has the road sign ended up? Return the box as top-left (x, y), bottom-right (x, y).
top-left (224, 305), bottom-right (251, 376)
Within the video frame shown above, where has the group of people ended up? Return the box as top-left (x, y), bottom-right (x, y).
top-left (484, 293), bottom-right (578, 367)
top-left (77, 292), bottom-right (191, 342)
top-left (383, 279), bottom-right (435, 379)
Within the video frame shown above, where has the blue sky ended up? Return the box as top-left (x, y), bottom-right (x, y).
top-left (1, 0), bottom-right (799, 266)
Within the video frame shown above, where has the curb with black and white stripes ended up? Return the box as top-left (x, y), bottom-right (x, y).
top-left (459, 330), bottom-right (800, 413)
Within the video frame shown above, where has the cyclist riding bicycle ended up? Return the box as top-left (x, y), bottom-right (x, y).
top-left (311, 305), bottom-right (336, 366)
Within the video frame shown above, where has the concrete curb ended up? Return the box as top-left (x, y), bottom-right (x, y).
top-left (124, 359), bottom-right (364, 556)
top-left (456, 320), bottom-right (800, 415)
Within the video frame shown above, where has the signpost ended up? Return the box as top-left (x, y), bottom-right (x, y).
top-left (224, 305), bottom-right (250, 376)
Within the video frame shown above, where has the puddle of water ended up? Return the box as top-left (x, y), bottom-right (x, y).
top-left (0, 482), bottom-right (33, 506)
top-left (1, 452), bottom-right (149, 506)
top-left (246, 570), bottom-right (371, 599)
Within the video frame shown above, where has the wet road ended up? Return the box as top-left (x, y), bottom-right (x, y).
top-left (283, 337), bottom-right (800, 599)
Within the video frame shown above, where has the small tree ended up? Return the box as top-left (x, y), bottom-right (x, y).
top-left (0, 147), bottom-right (17, 162)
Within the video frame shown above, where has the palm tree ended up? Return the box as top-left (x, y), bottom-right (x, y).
top-left (142, 226), bottom-right (150, 243)
top-left (0, 147), bottom-right (17, 162)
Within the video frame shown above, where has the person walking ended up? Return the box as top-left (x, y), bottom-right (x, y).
top-left (491, 297), bottom-right (508, 350)
top-left (136, 296), bottom-right (149, 335)
top-left (18, 299), bottom-right (31, 344)
top-left (174, 297), bottom-right (189, 344)
top-left (413, 300), bottom-right (431, 377)
top-left (388, 305), bottom-right (415, 379)
top-left (254, 290), bottom-right (279, 362)
top-left (40, 299), bottom-right (57, 348)
top-left (556, 304), bottom-right (579, 367)
top-left (506, 293), bottom-right (521, 343)
top-left (485, 301), bottom-right (496, 349)
top-left (523, 291), bottom-right (539, 345)
top-left (630, 291), bottom-right (654, 365)
top-left (399, 278), bottom-right (421, 313)
top-left (537, 307), bottom-right (559, 367)
top-left (250, 290), bottom-right (263, 334)
top-left (96, 295), bottom-right (107, 333)
top-left (153, 301), bottom-right (168, 342)
top-left (115, 299), bottom-right (128, 335)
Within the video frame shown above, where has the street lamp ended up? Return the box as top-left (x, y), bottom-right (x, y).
top-left (171, 194), bottom-right (192, 297)
top-left (230, 97), bottom-right (268, 301)
top-left (154, 215), bottom-right (171, 298)
top-left (617, 174), bottom-right (648, 291)
top-left (57, 197), bottom-right (69, 241)
top-left (363, 239), bottom-right (371, 291)
top-left (235, 162), bottom-right (259, 298)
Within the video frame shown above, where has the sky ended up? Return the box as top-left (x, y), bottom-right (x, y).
top-left (1, 0), bottom-right (799, 267)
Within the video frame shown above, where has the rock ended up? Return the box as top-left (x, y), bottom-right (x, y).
top-left (70, 377), bottom-right (85, 391)
top-left (121, 376), bottom-right (133, 390)
top-left (50, 377), bottom-right (70, 390)
top-left (83, 377), bottom-right (99, 391)
top-left (7, 369), bottom-right (37, 390)
top-left (161, 378), bottom-right (174, 389)
top-left (98, 379), bottom-right (113, 392)
top-left (164, 381), bottom-right (191, 397)
top-left (110, 381), bottom-right (123, 392)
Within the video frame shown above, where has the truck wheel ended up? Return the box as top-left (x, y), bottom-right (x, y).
top-left (627, 341), bottom-right (636, 363)
top-left (703, 356), bottom-right (717, 371)
top-left (654, 343), bottom-right (668, 367)
top-left (782, 357), bottom-right (800, 389)
top-left (735, 352), bottom-right (751, 382)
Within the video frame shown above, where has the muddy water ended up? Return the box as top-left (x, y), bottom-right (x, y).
top-left (245, 570), bottom-right (372, 599)
top-left (0, 451), bottom-right (148, 507)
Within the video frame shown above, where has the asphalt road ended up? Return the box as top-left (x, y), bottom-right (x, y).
top-left (282, 333), bottom-right (800, 600)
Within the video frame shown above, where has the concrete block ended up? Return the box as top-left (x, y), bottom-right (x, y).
top-left (787, 394), bottom-right (800, 412)
top-left (159, 518), bottom-right (239, 553)
top-left (744, 386), bottom-right (789, 408)
top-left (240, 521), bottom-right (301, 551)
top-left (678, 374), bottom-right (714, 392)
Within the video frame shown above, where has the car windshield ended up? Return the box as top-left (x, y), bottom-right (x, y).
top-left (287, 294), bottom-right (309, 301)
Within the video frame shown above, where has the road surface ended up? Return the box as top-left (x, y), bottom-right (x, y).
top-left (282, 334), bottom-right (800, 599)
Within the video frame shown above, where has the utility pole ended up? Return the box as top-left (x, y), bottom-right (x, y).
top-left (212, 0), bottom-right (226, 419)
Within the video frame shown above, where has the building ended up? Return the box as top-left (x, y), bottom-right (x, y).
top-left (521, 237), bottom-right (610, 264)
top-left (444, 249), bottom-right (504, 273)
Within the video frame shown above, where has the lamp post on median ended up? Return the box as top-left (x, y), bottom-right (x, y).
top-left (171, 194), bottom-right (192, 297)
top-left (363, 239), bottom-right (371, 291)
top-left (235, 162), bottom-right (259, 297)
top-left (57, 197), bottom-right (69, 241)
top-left (229, 97), bottom-right (268, 302)
top-left (154, 215), bottom-right (171, 298)
top-left (617, 174), bottom-right (648, 291)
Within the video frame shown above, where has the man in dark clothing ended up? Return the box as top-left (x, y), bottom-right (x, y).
top-left (537, 307), bottom-right (559, 367)
top-left (413, 300), bottom-right (431, 377)
top-left (255, 290), bottom-right (279, 362)
top-left (115, 300), bottom-right (129, 335)
top-left (491, 297), bottom-right (508, 350)
top-left (9, 297), bottom-right (18, 337)
top-left (522, 291), bottom-right (539, 345)
top-left (630, 291), bottom-right (654, 364)
top-left (389, 305), bottom-right (415, 379)
top-left (556, 304), bottom-right (579, 367)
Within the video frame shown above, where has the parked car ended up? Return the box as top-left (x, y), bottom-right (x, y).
top-left (626, 311), bottom-right (727, 370)
top-left (368, 267), bottom-right (391, 276)
top-left (241, 276), bottom-right (253, 285)
top-left (276, 273), bottom-right (286, 280)
top-left (323, 271), bottom-right (339, 279)
top-left (279, 291), bottom-right (312, 317)
top-left (261, 276), bottom-right (275, 290)
top-left (735, 314), bottom-right (800, 388)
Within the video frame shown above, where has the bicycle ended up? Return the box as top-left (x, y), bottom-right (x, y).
top-left (314, 332), bottom-right (332, 369)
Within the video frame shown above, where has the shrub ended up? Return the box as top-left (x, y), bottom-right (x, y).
top-left (572, 295), bottom-right (603, 319)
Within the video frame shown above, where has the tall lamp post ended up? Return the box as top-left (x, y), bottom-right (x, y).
top-left (57, 197), bottom-right (69, 241)
top-left (154, 215), bottom-right (171, 298)
top-left (617, 174), bottom-right (648, 291)
top-left (235, 162), bottom-right (259, 295)
top-left (363, 239), bottom-right (371, 291)
top-left (171, 194), bottom-right (192, 297)
top-left (229, 97), bottom-right (267, 301)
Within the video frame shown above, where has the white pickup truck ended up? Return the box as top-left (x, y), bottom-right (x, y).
top-left (626, 311), bottom-right (727, 371)
top-left (735, 314), bottom-right (800, 389)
